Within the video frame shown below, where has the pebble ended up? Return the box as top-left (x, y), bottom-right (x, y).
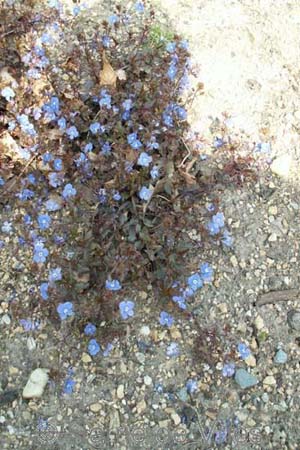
top-left (82, 353), bottom-right (92, 363)
top-left (245, 354), bottom-right (256, 367)
top-left (234, 369), bottom-right (258, 389)
top-left (90, 403), bottom-right (101, 413)
top-left (270, 155), bottom-right (292, 178)
top-left (268, 206), bottom-right (278, 215)
top-left (0, 416), bottom-right (6, 424)
top-left (144, 375), bottom-right (152, 386)
top-left (22, 368), bottom-right (49, 399)
top-left (27, 337), bottom-right (36, 351)
top-left (171, 413), bottom-right (181, 426)
top-left (254, 316), bottom-right (264, 330)
top-left (117, 384), bottom-right (125, 399)
top-left (136, 399), bottom-right (147, 414)
top-left (287, 309), bottom-right (300, 331)
top-left (136, 352), bottom-right (145, 364)
top-left (1, 314), bottom-right (11, 325)
top-left (177, 387), bottom-right (188, 402)
top-left (268, 233), bottom-right (277, 242)
top-left (230, 255), bottom-right (238, 267)
top-left (263, 375), bottom-right (276, 386)
top-left (274, 349), bottom-right (288, 364)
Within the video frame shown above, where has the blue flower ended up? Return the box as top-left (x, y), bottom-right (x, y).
top-left (113, 191), bottom-right (121, 201)
top-left (222, 362), bottom-right (235, 377)
top-left (187, 273), bottom-right (203, 292)
top-left (20, 319), bottom-right (40, 331)
top-left (127, 132), bottom-right (142, 149)
top-left (89, 122), bottom-right (104, 134)
top-left (135, 1), bottom-right (144, 13)
top-left (84, 143), bottom-right (93, 153)
top-left (48, 172), bottom-right (62, 188)
top-left (57, 301), bottom-right (74, 320)
top-left (122, 99), bottom-right (133, 111)
top-left (27, 174), bottom-right (36, 185)
top-left (255, 142), bottom-right (271, 153)
top-left (179, 40), bottom-right (189, 50)
top-left (173, 105), bottom-right (187, 120)
top-left (167, 63), bottom-right (177, 81)
top-left (207, 212), bottom-right (225, 235)
top-left (159, 311), bottom-right (174, 327)
top-left (53, 158), bottom-right (63, 171)
top-left (40, 282), bottom-right (49, 300)
top-left (206, 203), bottom-right (215, 212)
top-left (102, 35), bottom-right (111, 47)
top-left (57, 117), bottom-right (66, 129)
top-left (84, 323), bottom-right (96, 336)
top-left (62, 183), bottom-right (76, 199)
top-left (139, 186), bottom-right (152, 201)
top-left (237, 343), bottom-right (251, 360)
top-left (105, 279), bottom-right (121, 291)
top-left (200, 262), bottom-right (214, 282)
top-left (23, 214), bottom-right (32, 225)
top-left (63, 378), bottom-right (76, 394)
top-left (101, 142), bottom-right (111, 155)
top-left (137, 152), bottom-right (152, 167)
top-left (49, 267), bottom-right (62, 283)
top-left (1, 221), bottom-right (12, 233)
top-left (33, 243), bottom-right (49, 263)
top-left (186, 379), bottom-right (198, 394)
top-left (166, 42), bottom-right (176, 53)
top-left (213, 137), bottom-right (224, 148)
top-left (108, 14), bottom-right (119, 25)
top-left (103, 342), bottom-right (114, 357)
top-left (17, 114), bottom-right (36, 136)
top-left (119, 300), bottom-right (135, 319)
top-left (88, 339), bottom-right (101, 356)
top-left (99, 90), bottom-right (111, 108)
top-left (1, 86), bottom-right (15, 101)
top-left (45, 198), bottom-right (61, 211)
top-left (37, 214), bottom-right (51, 230)
top-left (150, 166), bottom-right (159, 180)
top-left (73, 5), bottom-right (81, 15)
top-left (41, 33), bottom-right (53, 45)
top-left (166, 342), bottom-right (180, 357)
top-left (16, 188), bottom-right (35, 201)
top-left (66, 126), bottom-right (79, 140)
top-left (43, 152), bottom-right (53, 164)
top-left (222, 229), bottom-right (233, 247)
top-left (172, 295), bottom-right (186, 310)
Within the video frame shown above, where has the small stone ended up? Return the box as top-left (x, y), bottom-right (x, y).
top-left (0, 416), bottom-right (6, 424)
top-left (263, 375), bottom-right (276, 386)
top-left (177, 387), bottom-right (188, 402)
top-left (217, 303), bottom-right (228, 314)
top-left (140, 325), bottom-right (150, 336)
top-left (109, 409), bottom-right (120, 430)
top-left (22, 368), bottom-right (49, 399)
top-left (27, 337), bottom-right (36, 351)
top-left (1, 314), bottom-right (11, 325)
top-left (82, 353), bottom-right (92, 363)
top-left (171, 413), bottom-right (181, 426)
top-left (90, 403), bottom-right (101, 413)
top-left (268, 233), bottom-right (277, 242)
top-left (245, 354), bottom-right (256, 367)
top-left (270, 155), bottom-right (292, 178)
top-left (136, 399), bottom-right (147, 414)
top-left (159, 420), bottom-right (169, 428)
top-left (234, 369), bottom-right (258, 389)
top-left (9, 367), bottom-right (18, 375)
top-left (254, 316), bottom-right (264, 330)
top-left (230, 255), bottom-right (238, 267)
top-left (117, 385), bottom-right (124, 399)
top-left (136, 352), bottom-right (145, 364)
top-left (268, 206), bottom-right (278, 215)
top-left (287, 309), bottom-right (300, 331)
top-left (274, 349), bottom-right (288, 364)
top-left (170, 328), bottom-right (181, 339)
top-left (144, 375), bottom-right (152, 386)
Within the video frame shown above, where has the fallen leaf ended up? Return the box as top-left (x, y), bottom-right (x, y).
top-left (99, 51), bottom-right (117, 88)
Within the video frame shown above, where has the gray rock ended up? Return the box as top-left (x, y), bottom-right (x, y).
top-left (274, 349), bottom-right (288, 364)
top-left (287, 309), bottom-right (300, 331)
top-left (22, 368), bottom-right (49, 399)
top-left (177, 387), bottom-right (189, 402)
top-left (235, 369), bottom-right (258, 389)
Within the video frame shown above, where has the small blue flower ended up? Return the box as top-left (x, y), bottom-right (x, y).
top-left (27, 174), bottom-right (36, 185)
top-left (173, 105), bottom-right (187, 120)
top-left (108, 14), bottom-right (119, 25)
top-left (43, 152), bottom-right (53, 164)
top-left (105, 279), bottom-right (121, 291)
top-left (84, 143), bottom-right (93, 153)
top-left (166, 342), bottom-right (180, 357)
top-left (212, 212), bottom-right (225, 228)
top-left (49, 267), bottom-right (62, 283)
top-left (135, 1), bottom-right (144, 13)
top-left (53, 158), bottom-right (63, 171)
top-left (222, 362), bottom-right (235, 377)
top-left (1, 86), bottom-right (15, 101)
top-left (187, 273), bottom-right (203, 292)
top-left (63, 378), bottom-right (76, 394)
top-left (166, 42), bottom-right (176, 53)
top-left (213, 137), bottom-right (224, 148)
top-left (113, 191), bottom-right (121, 201)
top-left (237, 343), bottom-right (251, 360)
top-left (103, 342), bottom-right (114, 357)
top-left (89, 122), bottom-right (103, 134)
top-left (150, 166), bottom-right (159, 180)
top-left (84, 323), bottom-right (96, 336)
top-left (48, 172), bottom-right (61, 188)
top-left (40, 282), bottom-right (49, 300)
top-left (119, 300), bottom-right (135, 319)
top-left (179, 40), bottom-right (189, 50)
top-left (127, 132), bottom-right (142, 149)
top-left (57, 117), bottom-right (66, 129)
top-left (167, 63), bottom-right (177, 81)
top-left (62, 183), bottom-right (76, 199)
top-left (206, 203), bottom-right (215, 212)
top-left (99, 90), bottom-right (111, 109)
top-left (200, 262), bottom-right (214, 282)
top-left (57, 301), bottom-right (74, 320)
top-left (45, 199), bottom-right (61, 211)
top-left (16, 188), bottom-right (35, 201)
top-left (20, 319), bottom-right (40, 331)
top-left (172, 295), bottom-right (186, 310)
top-left (222, 229), bottom-right (233, 247)
top-left (102, 35), bottom-right (111, 47)
top-left (186, 379), bottom-right (198, 394)
top-left (24, 214), bottom-right (32, 225)
top-left (33, 244), bottom-right (49, 263)
top-left (37, 214), bottom-right (51, 230)
top-left (101, 142), bottom-right (111, 155)
top-left (73, 5), bottom-right (81, 15)
top-left (159, 311), bottom-right (174, 327)
top-left (139, 186), bottom-right (152, 201)
top-left (88, 339), bottom-right (100, 356)
top-left (1, 221), bottom-right (12, 233)
top-left (66, 126), bottom-right (79, 140)
top-left (137, 152), bottom-right (152, 167)
top-left (41, 33), bottom-right (53, 45)
top-left (122, 99), bottom-right (133, 111)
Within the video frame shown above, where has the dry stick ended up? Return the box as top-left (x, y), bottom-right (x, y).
top-left (256, 289), bottom-right (300, 306)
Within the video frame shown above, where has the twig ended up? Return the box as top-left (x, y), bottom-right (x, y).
top-left (0, 154), bottom-right (37, 198)
top-left (256, 289), bottom-right (299, 306)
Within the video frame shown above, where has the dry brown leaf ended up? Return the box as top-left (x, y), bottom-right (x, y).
top-left (99, 51), bottom-right (117, 88)
top-left (0, 132), bottom-right (21, 161)
top-left (0, 67), bottom-right (18, 89)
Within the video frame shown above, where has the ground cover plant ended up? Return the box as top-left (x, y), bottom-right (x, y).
top-left (0, 0), bottom-right (257, 345)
